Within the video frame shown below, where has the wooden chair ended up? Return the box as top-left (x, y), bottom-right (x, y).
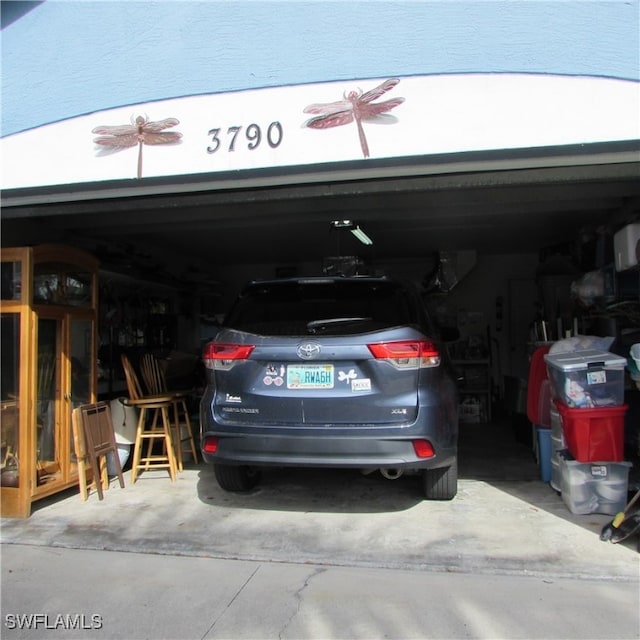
top-left (71, 402), bottom-right (125, 501)
top-left (120, 354), bottom-right (177, 483)
top-left (140, 352), bottom-right (198, 472)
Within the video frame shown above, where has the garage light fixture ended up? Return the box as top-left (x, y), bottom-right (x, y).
top-left (351, 226), bottom-right (373, 246)
top-left (331, 219), bottom-right (353, 229)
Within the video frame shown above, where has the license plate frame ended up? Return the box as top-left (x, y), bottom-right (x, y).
top-left (287, 364), bottom-right (334, 389)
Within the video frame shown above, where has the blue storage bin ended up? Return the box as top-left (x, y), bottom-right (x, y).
top-left (536, 426), bottom-right (552, 483)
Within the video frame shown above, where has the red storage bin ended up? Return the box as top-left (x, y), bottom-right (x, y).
top-left (537, 379), bottom-right (552, 428)
top-left (526, 345), bottom-right (551, 425)
top-left (555, 401), bottom-right (627, 462)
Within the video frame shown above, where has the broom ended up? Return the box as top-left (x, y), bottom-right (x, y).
top-left (600, 488), bottom-right (640, 541)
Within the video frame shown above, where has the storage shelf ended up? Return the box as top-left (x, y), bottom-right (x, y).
top-left (454, 359), bottom-right (492, 423)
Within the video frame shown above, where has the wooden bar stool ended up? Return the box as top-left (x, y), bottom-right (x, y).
top-left (140, 352), bottom-right (198, 472)
top-left (121, 354), bottom-right (177, 483)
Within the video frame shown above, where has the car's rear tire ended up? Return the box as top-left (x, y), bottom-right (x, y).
top-left (423, 459), bottom-right (457, 500)
top-left (213, 464), bottom-right (262, 492)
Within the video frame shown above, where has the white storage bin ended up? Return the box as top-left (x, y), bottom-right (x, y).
top-left (550, 455), bottom-right (561, 493)
top-left (560, 457), bottom-right (631, 515)
top-left (551, 432), bottom-right (565, 455)
top-left (550, 449), bottom-right (572, 493)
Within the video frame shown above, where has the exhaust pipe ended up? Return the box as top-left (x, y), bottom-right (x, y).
top-left (380, 468), bottom-right (403, 480)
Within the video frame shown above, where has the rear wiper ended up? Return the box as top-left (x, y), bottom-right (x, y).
top-left (306, 317), bottom-right (372, 333)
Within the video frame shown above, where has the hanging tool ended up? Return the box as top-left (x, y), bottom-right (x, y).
top-left (600, 488), bottom-right (640, 542)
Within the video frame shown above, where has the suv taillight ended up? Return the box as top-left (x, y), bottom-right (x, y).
top-left (368, 340), bottom-right (440, 369)
top-left (203, 342), bottom-right (255, 370)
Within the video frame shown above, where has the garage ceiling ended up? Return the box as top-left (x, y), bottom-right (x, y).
top-left (2, 144), bottom-right (639, 286)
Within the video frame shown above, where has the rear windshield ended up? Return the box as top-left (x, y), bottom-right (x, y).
top-left (224, 279), bottom-right (425, 335)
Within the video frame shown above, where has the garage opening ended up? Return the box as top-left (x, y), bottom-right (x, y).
top-left (1, 144), bottom-right (639, 516)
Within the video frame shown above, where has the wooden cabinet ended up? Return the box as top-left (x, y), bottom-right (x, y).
top-left (1, 245), bottom-right (98, 517)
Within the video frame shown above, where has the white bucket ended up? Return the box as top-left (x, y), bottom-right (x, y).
top-left (107, 444), bottom-right (131, 476)
top-left (631, 343), bottom-right (640, 370)
top-left (109, 398), bottom-right (138, 445)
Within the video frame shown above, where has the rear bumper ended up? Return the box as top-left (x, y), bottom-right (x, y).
top-left (200, 379), bottom-right (458, 470)
top-left (201, 431), bottom-right (457, 470)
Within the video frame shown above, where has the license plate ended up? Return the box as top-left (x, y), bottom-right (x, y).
top-left (287, 364), bottom-right (334, 389)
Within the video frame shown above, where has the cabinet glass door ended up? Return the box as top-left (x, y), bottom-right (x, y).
top-left (69, 317), bottom-right (94, 474)
top-left (70, 318), bottom-right (93, 409)
top-left (35, 316), bottom-right (94, 485)
top-left (36, 318), bottom-right (60, 486)
top-left (1, 261), bottom-right (22, 301)
top-left (1, 313), bottom-right (20, 488)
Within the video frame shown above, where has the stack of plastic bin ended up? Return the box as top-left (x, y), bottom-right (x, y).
top-left (549, 401), bottom-right (565, 492)
top-left (544, 349), bottom-right (631, 515)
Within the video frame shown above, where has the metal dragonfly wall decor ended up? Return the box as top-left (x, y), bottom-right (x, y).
top-left (303, 78), bottom-right (405, 158)
top-left (92, 115), bottom-right (182, 179)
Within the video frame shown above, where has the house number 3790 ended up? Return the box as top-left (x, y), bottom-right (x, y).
top-left (206, 122), bottom-right (283, 154)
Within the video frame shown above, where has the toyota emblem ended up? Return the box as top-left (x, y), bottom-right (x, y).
top-left (297, 342), bottom-right (321, 360)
